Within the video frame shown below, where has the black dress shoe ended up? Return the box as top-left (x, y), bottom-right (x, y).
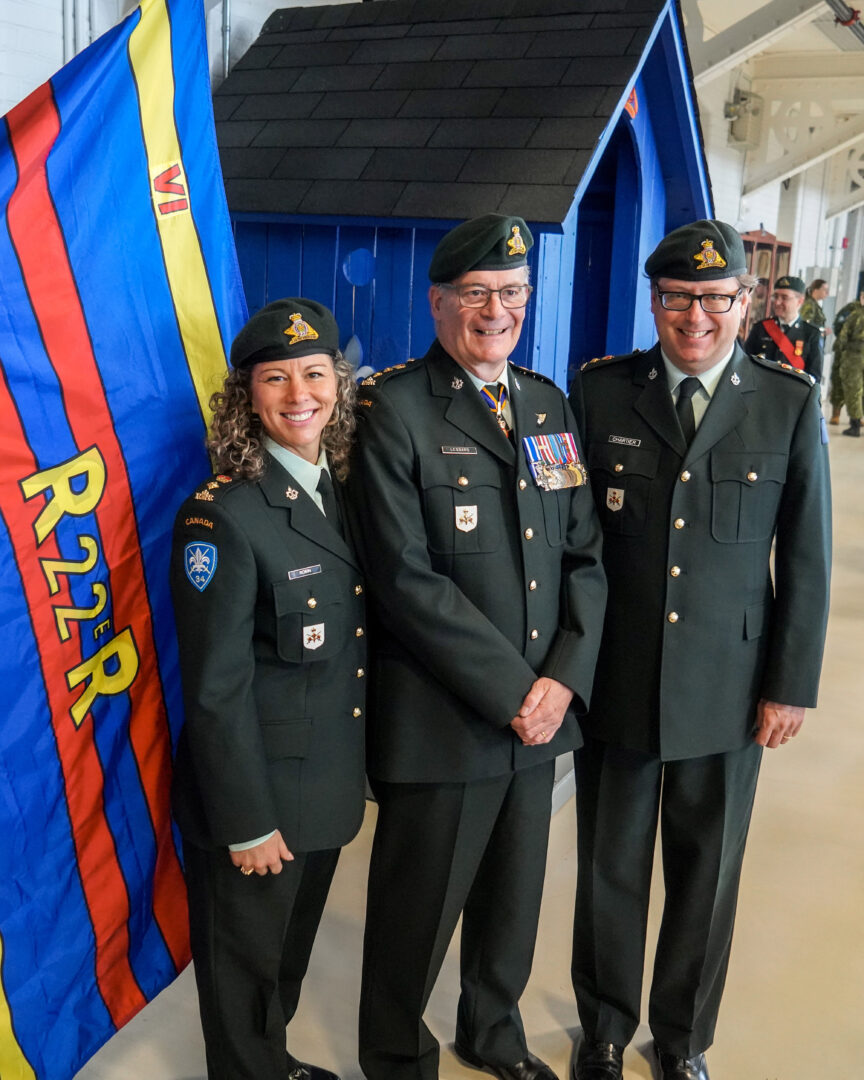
top-left (572, 1040), bottom-right (623, 1080)
top-left (454, 1043), bottom-right (559, 1080)
top-left (286, 1052), bottom-right (341, 1080)
top-left (655, 1044), bottom-right (710, 1080)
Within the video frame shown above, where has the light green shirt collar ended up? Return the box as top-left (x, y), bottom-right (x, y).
top-left (264, 436), bottom-right (329, 510)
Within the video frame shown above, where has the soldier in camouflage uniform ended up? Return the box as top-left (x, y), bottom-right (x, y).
top-left (829, 293), bottom-right (864, 424)
top-left (837, 300), bottom-right (864, 436)
top-left (800, 279), bottom-right (828, 336)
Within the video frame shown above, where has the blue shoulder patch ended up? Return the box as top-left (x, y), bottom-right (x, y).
top-left (185, 542), bottom-right (218, 592)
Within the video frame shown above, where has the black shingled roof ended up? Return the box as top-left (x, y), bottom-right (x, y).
top-left (215, 0), bottom-right (669, 224)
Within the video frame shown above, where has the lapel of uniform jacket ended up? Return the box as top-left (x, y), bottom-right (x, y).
top-left (685, 344), bottom-right (753, 464)
top-left (258, 455), bottom-right (359, 568)
top-left (631, 345), bottom-right (688, 457)
top-left (426, 342), bottom-right (516, 465)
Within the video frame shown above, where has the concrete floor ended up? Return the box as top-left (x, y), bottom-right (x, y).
top-left (76, 421), bottom-right (864, 1080)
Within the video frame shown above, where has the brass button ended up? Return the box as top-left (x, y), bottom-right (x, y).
top-left (670, 565), bottom-right (681, 577)
top-left (667, 611), bottom-right (679, 623)
top-left (530, 629), bottom-right (539, 640)
top-left (528, 579), bottom-right (537, 591)
top-left (614, 463), bottom-right (624, 473)
top-left (680, 470), bottom-right (691, 482)
top-left (518, 478), bottom-right (527, 490)
top-left (747, 471), bottom-right (758, 482)
top-left (354, 584), bottom-right (363, 595)
top-left (458, 476), bottom-right (469, 487)
top-left (352, 707), bottom-right (362, 718)
top-left (674, 518), bottom-right (685, 530)
top-left (355, 627), bottom-right (364, 637)
top-left (307, 597), bottom-right (317, 609)
top-left (357, 668), bottom-right (365, 678)
top-left (524, 527), bottom-right (534, 540)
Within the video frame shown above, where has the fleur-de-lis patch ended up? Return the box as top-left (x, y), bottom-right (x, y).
top-left (303, 623), bottom-right (325, 650)
top-left (455, 505), bottom-right (478, 532)
top-left (185, 542), bottom-right (218, 591)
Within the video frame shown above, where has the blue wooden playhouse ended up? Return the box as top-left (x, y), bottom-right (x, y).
top-left (215, 0), bottom-right (712, 388)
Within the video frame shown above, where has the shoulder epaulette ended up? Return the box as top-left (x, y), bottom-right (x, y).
top-left (510, 363), bottom-right (557, 387)
top-left (189, 473), bottom-right (240, 504)
top-left (750, 353), bottom-right (815, 385)
top-left (579, 350), bottom-right (639, 372)
top-left (359, 359), bottom-right (418, 387)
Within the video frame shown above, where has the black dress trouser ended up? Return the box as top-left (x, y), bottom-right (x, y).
top-left (359, 761), bottom-right (555, 1080)
top-left (183, 839), bottom-right (340, 1080)
top-left (571, 737), bottom-right (762, 1058)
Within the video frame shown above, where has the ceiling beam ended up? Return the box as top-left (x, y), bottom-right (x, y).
top-left (751, 52), bottom-right (864, 80)
top-left (685, 0), bottom-right (825, 88)
top-left (743, 117), bottom-right (864, 194)
top-left (827, 187), bottom-right (864, 218)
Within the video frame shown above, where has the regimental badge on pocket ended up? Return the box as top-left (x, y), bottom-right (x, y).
top-left (455, 505), bottom-right (478, 532)
top-left (303, 623), bottom-right (325, 650)
top-left (522, 433), bottom-right (588, 490)
top-left (606, 488), bottom-right (624, 512)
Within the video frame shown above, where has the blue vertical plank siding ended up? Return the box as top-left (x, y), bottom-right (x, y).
top-left (266, 225), bottom-right (303, 308)
top-left (234, 221), bottom-right (269, 315)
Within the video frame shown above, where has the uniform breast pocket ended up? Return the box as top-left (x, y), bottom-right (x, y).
top-left (588, 443), bottom-right (659, 536)
top-left (419, 455), bottom-right (502, 554)
top-left (710, 451), bottom-right (788, 543)
top-left (272, 573), bottom-right (343, 663)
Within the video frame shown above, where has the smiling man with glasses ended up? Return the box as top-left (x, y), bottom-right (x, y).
top-left (744, 274), bottom-right (822, 382)
top-left (568, 220), bottom-right (831, 1080)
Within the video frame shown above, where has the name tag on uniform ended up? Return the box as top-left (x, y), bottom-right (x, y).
top-left (441, 445), bottom-right (477, 455)
top-left (522, 433), bottom-right (587, 490)
top-left (608, 435), bottom-right (641, 447)
top-left (288, 564), bottom-right (321, 580)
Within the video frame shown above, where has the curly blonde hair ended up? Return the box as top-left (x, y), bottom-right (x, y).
top-left (207, 351), bottom-right (356, 482)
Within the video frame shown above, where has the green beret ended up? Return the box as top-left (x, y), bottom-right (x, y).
top-left (774, 275), bottom-right (806, 295)
top-left (230, 298), bottom-right (340, 368)
top-left (429, 214), bottom-right (533, 282)
top-left (644, 219), bottom-right (747, 281)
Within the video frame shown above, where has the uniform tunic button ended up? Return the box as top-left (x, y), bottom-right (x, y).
top-left (528, 579), bottom-right (537, 591)
top-left (353, 707), bottom-right (362, 718)
top-left (667, 611), bottom-right (679, 623)
top-left (307, 598), bottom-right (317, 609)
top-left (747, 471), bottom-right (758, 482)
top-left (357, 668), bottom-right (365, 678)
top-left (530, 629), bottom-right (539, 640)
top-left (680, 470), bottom-right (691, 482)
top-left (674, 518), bottom-right (685, 530)
top-left (614, 463), bottom-right (624, 473)
top-left (458, 476), bottom-right (469, 487)
top-left (519, 478), bottom-right (527, 490)
top-left (355, 627), bottom-right (364, 637)
top-left (670, 565), bottom-right (681, 577)
top-left (524, 527), bottom-right (534, 540)
top-left (354, 584), bottom-right (363, 595)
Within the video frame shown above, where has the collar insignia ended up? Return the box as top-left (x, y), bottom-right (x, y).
top-left (731, 371), bottom-right (741, 386)
top-left (285, 487), bottom-right (299, 500)
top-left (536, 413), bottom-right (546, 426)
top-left (694, 239), bottom-right (727, 271)
top-left (648, 367), bottom-right (658, 380)
top-left (451, 376), bottom-right (464, 390)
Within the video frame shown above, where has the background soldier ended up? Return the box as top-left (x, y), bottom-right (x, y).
top-left (744, 274), bottom-right (822, 382)
top-left (836, 300), bottom-right (864, 437)
top-left (829, 290), bottom-right (864, 425)
top-left (569, 221), bottom-right (831, 1080)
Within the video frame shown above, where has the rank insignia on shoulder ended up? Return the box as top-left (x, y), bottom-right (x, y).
top-left (361, 376), bottom-right (375, 386)
top-left (286, 487), bottom-right (299, 500)
top-left (195, 489), bottom-right (214, 501)
top-left (216, 474), bottom-right (232, 483)
top-left (284, 312), bottom-right (319, 346)
top-left (451, 376), bottom-right (464, 390)
top-left (207, 481), bottom-right (220, 490)
top-left (455, 505), bottom-right (477, 532)
top-left (693, 238), bottom-right (727, 271)
top-left (185, 542), bottom-right (217, 591)
top-left (303, 623), bottom-right (325, 650)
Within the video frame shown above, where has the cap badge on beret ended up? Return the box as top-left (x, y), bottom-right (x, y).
top-left (284, 313), bottom-right (320, 347)
top-left (694, 239), bottom-right (727, 272)
top-left (507, 227), bottom-right (527, 257)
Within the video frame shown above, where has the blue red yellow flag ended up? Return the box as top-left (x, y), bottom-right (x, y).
top-left (0, 1), bottom-right (247, 1077)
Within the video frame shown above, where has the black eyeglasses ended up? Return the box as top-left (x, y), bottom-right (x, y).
top-left (656, 289), bottom-right (743, 313)
top-left (436, 283), bottom-right (534, 309)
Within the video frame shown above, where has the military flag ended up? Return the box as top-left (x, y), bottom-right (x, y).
top-left (0, 0), bottom-right (246, 1076)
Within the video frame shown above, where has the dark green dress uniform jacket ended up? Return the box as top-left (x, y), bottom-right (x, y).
top-left (170, 454), bottom-right (366, 853)
top-left (744, 316), bottom-right (823, 381)
top-left (569, 343), bottom-right (831, 761)
top-left (347, 341), bottom-right (607, 783)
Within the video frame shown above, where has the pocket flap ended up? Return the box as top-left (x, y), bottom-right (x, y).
top-left (588, 442), bottom-right (660, 479)
top-left (711, 452), bottom-right (788, 485)
top-left (419, 454), bottom-right (502, 491)
top-left (273, 572), bottom-right (342, 615)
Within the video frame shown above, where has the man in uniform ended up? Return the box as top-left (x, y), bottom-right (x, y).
top-left (836, 298), bottom-right (864, 437)
top-left (568, 221), bottom-right (831, 1080)
top-left (345, 214), bottom-right (607, 1080)
top-left (744, 274), bottom-right (822, 381)
top-left (830, 290), bottom-right (864, 427)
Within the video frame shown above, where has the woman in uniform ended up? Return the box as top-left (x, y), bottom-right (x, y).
top-left (170, 298), bottom-right (366, 1080)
